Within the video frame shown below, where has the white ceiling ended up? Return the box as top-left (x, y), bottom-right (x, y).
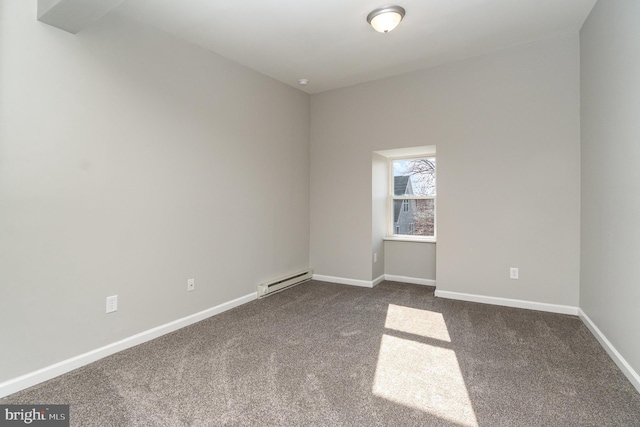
top-left (114, 0), bottom-right (596, 94)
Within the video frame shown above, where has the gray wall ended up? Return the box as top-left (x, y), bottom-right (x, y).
top-left (580, 0), bottom-right (640, 378)
top-left (384, 242), bottom-right (436, 281)
top-left (310, 34), bottom-right (580, 306)
top-left (371, 153), bottom-right (387, 280)
top-left (0, 2), bottom-right (310, 383)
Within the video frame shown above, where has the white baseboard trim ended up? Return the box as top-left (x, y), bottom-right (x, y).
top-left (0, 291), bottom-right (257, 399)
top-left (434, 290), bottom-right (579, 316)
top-left (578, 309), bottom-right (640, 393)
top-left (372, 275), bottom-right (385, 287)
top-left (312, 274), bottom-right (374, 288)
top-left (312, 274), bottom-right (435, 288)
top-left (384, 275), bottom-right (436, 287)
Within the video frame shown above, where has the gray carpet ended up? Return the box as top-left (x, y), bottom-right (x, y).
top-left (2, 280), bottom-right (640, 426)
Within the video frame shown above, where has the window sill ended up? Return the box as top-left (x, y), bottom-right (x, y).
top-left (384, 236), bottom-right (436, 244)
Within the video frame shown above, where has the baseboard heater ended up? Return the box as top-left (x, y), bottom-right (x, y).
top-left (257, 270), bottom-right (313, 298)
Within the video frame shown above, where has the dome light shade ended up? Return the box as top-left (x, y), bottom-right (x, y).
top-left (367, 6), bottom-right (405, 33)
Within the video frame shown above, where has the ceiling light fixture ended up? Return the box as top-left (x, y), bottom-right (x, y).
top-left (367, 5), bottom-right (405, 33)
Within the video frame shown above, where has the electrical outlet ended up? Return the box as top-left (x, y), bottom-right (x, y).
top-left (187, 278), bottom-right (195, 292)
top-left (510, 268), bottom-right (519, 280)
top-left (106, 295), bottom-right (118, 313)
top-left (374, 253), bottom-right (378, 263)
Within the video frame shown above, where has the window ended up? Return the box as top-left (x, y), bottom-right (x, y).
top-left (390, 156), bottom-right (436, 240)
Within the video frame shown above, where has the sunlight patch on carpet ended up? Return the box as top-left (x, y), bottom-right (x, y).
top-left (384, 304), bottom-right (451, 342)
top-left (373, 305), bottom-right (478, 427)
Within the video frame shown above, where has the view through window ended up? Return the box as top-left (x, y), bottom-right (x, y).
top-left (391, 157), bottom-right (436, 239)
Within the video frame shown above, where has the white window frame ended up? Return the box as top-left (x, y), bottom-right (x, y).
top-left (387, 155), bottom-right (436, 242)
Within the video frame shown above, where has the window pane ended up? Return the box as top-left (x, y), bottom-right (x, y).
top-left (393, 199), bottom-right (434, 237)
top-left (392, 157), bottom-right (436, 197)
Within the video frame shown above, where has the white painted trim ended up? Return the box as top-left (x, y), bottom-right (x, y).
top-left (578, 309), bottom-right (640, 393)
top-left (434, 290), bottom-right (579, 315)
top-left (384, 275), bottom-right (436, 287)
top-left (383, 237), bottom-right (436, 243)
top-left (372, 275), bottom-right (385, 287)
top-left (312, 274), bottom-right (435, 289)
top-left (312, 274), bottom-right (374, 288)
top-left (0, 292), bottom-right (257, 399)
